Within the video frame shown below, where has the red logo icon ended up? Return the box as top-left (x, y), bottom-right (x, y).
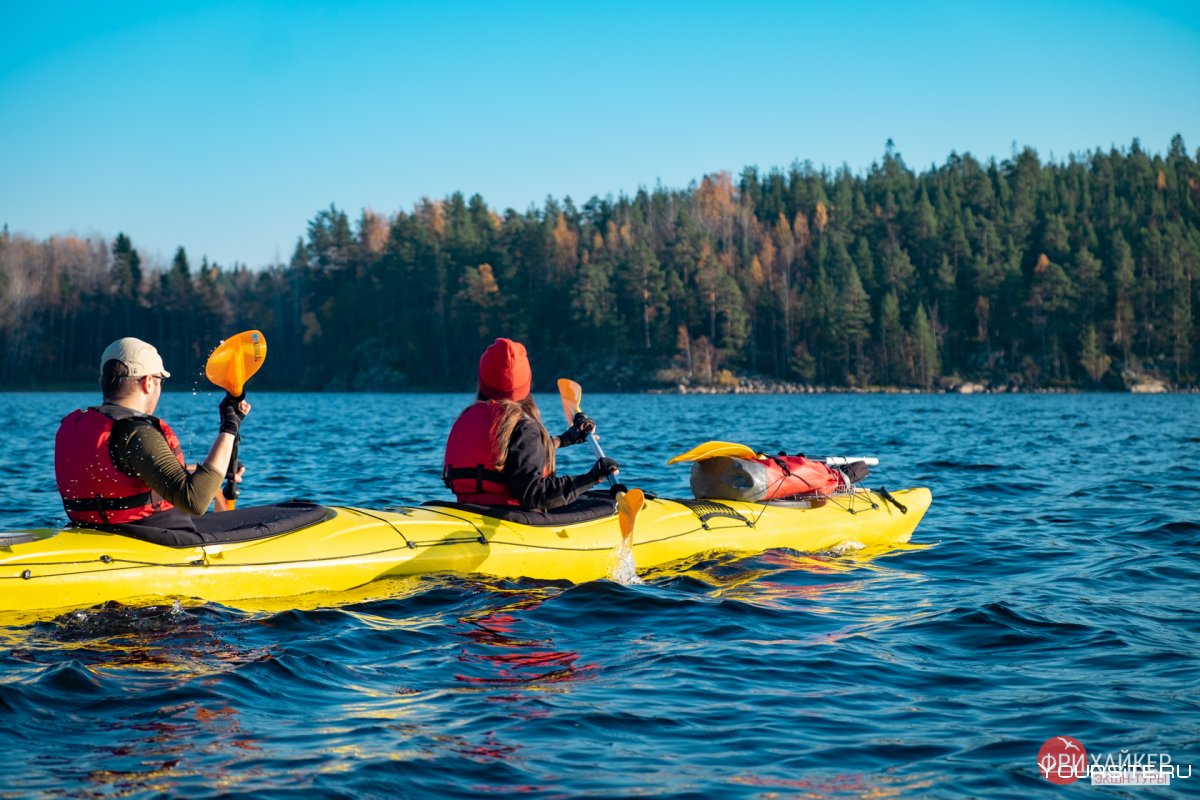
top-left (1038, 736), bottom-right (1088, 784)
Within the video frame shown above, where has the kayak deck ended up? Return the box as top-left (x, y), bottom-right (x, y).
top-left (0, 488), bottom-right (931, 617)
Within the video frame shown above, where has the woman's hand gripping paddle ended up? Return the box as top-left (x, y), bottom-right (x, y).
top-left (556, 379), bottom-right (645, 552)
top-left (205, 331), bottom-right (267, 509)
top-left (556, 379), bottom-right (612, 479)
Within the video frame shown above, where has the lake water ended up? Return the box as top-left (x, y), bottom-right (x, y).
top-left (2, 390), bottom-right (1198, 798)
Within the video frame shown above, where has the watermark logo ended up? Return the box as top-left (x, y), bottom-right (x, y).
top-left (1038, 737), bottom-right (1192, 786)
top-left (1038, 736), bottom-right (1088, 785)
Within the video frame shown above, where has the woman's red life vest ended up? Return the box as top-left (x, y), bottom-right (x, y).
top-left (54, 407), bottom-right (186, 525)
top-left (443, 401), bottom-right (520, 506)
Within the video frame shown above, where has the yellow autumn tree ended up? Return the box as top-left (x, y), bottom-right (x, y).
top-left (792, 212), bottom-right (810, 254)
top-left (756, 238), bottom-right (776, 287)
top-left (814, 201), bottom-right (829, 234)
top-left (358, 209), bottom-right (389, 255)
top-left (416, 198), bottom-right (445, 237)
top-left (454, 263), bottom-right (503, 339)
top-left (551, 213), bottom-right (578, 278)
top-left (749, 255), bottom-right (765, 286)
top-left (695, 171), bottom-right (736, 244)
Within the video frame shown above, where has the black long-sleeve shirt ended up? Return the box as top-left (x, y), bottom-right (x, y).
top-left (506, 419), bottom-right (602, 511)
top-left (102, 404), bottom-right (222, 515)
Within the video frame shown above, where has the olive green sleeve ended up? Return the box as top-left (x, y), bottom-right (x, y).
top-left (114, 421), bottom-right (223, 515)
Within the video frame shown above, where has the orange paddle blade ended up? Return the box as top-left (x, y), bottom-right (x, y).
top-left (617, 488), bottom-right (645, 541)
top-left (557, 378), bottom-right (583, 426)
top-left (205, 330), bottom-right (267, 395)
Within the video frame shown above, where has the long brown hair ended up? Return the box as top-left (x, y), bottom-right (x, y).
top-left (483, 392), bottom-right (556, 473)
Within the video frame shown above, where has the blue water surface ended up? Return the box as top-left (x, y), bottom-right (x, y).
top-left (2, 390), bottom-right (1198, 799)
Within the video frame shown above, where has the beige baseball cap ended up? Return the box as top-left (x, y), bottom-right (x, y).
top-left (100, 337), bottom-right (171, 378)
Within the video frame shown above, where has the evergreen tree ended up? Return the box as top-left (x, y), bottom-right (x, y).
top-left (1110, 231), bottom-right (1136, 365)
top-left (840, 262), bottom-right (873, 383)
top-left (910, 304), bottom-right (939, 388)
top-left (1079, 324), bottom-right (1112, 383)
top-left (110, 233), bottom-right (141, 300)
top-left (877, 291), bottom-right (907, 385)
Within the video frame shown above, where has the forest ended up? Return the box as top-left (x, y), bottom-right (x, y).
top-left (2, 136), bottom-right (1197, 392)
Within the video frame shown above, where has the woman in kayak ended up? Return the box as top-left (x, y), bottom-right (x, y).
top-left (443, 338), bottom-right (618, 511)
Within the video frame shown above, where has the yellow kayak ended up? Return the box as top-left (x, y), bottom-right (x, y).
top-left (0, 488), bottom-right (931, 618)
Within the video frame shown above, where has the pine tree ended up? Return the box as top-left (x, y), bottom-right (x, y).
top-left (308, 205), bottom-right (353, 269)
top-left (910, 304), bottom-right (940, 388)
top-left (1110, 232), bottom-right (1136, 365)
top-left (110, 233), bottom-right (141, 300)
top-left (1079, 324), bottom-right (1112, 383)
top-left (840, 262), bottom-right (873, 383)
top-left (878, 291), bottom-right (906, 385)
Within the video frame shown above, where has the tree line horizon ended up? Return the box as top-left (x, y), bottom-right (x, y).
top-left (2, 136), bottom-right (1197, 392)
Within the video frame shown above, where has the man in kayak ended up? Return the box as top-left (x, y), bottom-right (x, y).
top-left (443, 337), bottom-right (619, 511)
top-left (54, 337), bottom-right (250, 533)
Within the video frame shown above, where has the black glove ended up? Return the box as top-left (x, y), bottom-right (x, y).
top-left (218, 392), bottom-right (246, 436)
top-left (558, 412), bottom-right (596, 447)
top-left (587, 456), bottom-right (620, 482)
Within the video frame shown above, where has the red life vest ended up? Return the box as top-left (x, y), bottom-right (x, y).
top-left (443, 401), bottom-right (520, 506)
top-left (54, 407), bottom-right (186, 525)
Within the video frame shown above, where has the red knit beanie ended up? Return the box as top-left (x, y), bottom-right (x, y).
top-left (478, 338), bottom-right (532, 401)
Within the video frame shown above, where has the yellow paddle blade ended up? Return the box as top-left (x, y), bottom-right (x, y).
top-left (666, 440), bottom-right (757, 465)
top-left (205, 330), bottom-right (267, 395)
top-left (617, 488), bottom-right (645, 541)
top-left (556, 378), bottom-right (583, 426)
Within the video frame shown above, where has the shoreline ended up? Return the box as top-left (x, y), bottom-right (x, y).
top-left (647, 378), bottom-right (1196, 395)
top-left (4, 383), bottom-right (1196, 395)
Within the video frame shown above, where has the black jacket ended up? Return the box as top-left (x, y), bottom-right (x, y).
top-left (506, 419), bottom-right (601, 511)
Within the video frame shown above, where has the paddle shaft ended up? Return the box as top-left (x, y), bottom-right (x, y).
top-left (585, 433), bottom-right (616, 487)
top-left (556, 379), bottom-right (616, 488)
top-left (223, 435), bottom-right (240, 503)
top-left (556, 378), bottom-right (641, 551)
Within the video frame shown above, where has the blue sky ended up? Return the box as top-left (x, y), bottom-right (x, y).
top-left (2, 0), bottom-right (1198, 269)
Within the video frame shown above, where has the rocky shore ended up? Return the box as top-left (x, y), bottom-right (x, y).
top-left (647, 373), bottom-right (1191, 395)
